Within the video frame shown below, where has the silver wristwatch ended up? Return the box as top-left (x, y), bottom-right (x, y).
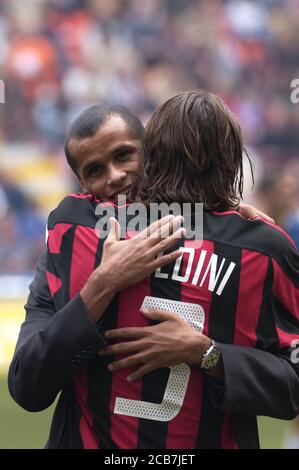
top-left (200, 339), bottom-right (221, 371)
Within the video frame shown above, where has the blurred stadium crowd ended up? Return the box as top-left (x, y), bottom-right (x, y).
top-left (0, 0), bottom-right (299, 280)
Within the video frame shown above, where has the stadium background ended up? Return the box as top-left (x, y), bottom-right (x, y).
top-left (0, 0), bottom-right (298, 448)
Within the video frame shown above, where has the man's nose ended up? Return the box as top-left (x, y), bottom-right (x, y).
top-left (107, 165), bottom-right (127, 186)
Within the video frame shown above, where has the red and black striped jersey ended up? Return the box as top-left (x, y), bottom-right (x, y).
top-left (46, 194), bottom-right (299, 449)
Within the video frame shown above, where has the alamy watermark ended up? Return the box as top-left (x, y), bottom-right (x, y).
top-left (290, 339), bottom-right (299, 364)
top-left (290, 79), bottom-right (299, 104)
top-left (94, 195), bottom-right (203, 242)
top-left (0, 79), bottom-right (5, 104)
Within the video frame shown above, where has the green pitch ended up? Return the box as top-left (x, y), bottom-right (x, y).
top-left (0, 376), bottom-right (55, 448)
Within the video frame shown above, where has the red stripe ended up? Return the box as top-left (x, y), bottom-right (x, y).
top-left (234, 250), bottom-right (268, 346)
top-left (178, 240), bottom-right (215, 325)
top-left (184, 239), bottom-right (215, 338)
top-left (46, 271), bottom-right (62, 298)
top-left (273, 259), bottom-right (299, 321)
top-left (69, 226), bottom-right (99, 299)
top-left (109, 230), bottom-right (150, 447)
top-left (276, 326), bottom-right (299, 349)
top-left (68, 193), bottom-right (103, 205)
top-left (98, 201), bottom-right (129, 209)
top-left (69, 226), bottom-right (99, 447)
top-left (68, 193), bottom-right (94, 200)
top-left (166, 239), bottom-right (214, 448)
top-left (110, 278), bottom-right (151, 448)
top-left (221, 413), bottom-right (238, 449)
top-left (48, 223), bottom-right (72, 254)
top-left (213, 210), bottom-right (247, 220)
top-left (74, 368), bottom-right (99, 448)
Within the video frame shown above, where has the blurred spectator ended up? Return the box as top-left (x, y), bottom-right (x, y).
top-left (1, 0), bottom-right (298, 156)
top-left (0, 0), bottom-right (298, 275)
top-left (0, 185), bottom-right (8, 219)
top-left (0, 172), bottom-right (45, 275)
top-left (285, 212), bottom-right (299, 250)
top-left (257, 171), bottom-right (294, 227)
top-left (0, 172), bottom-right (34, 214)
top-left (256, 162), bottom-right (299, 248)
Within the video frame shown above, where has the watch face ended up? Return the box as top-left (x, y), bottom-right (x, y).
top-left (201, 342), bottom-right (221, 370)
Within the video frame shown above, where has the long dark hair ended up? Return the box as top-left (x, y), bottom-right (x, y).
top-left (130, 90), bottom-right (253, 210)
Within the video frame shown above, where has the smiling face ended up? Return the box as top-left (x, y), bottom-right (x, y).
top-left (69, 115), bottom-right (141, 201)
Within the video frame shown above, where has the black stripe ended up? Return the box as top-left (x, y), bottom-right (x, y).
top-left (93, 237), bottom-right (104, 271)
top-left (196, 378), bottom-right (224, 449)
top-left (50, 226), bottom-right (76, 309)
top-left (61, 226), bottom-right (76, 302)
top-left (256, 259), bottom-right (278, 351)
top-left (232, 415), bottom-right (260, 449)
top-left (273, 297), bottom-right (299, 335)
top-left (48, 387), bottom-right (84, 448)
top-left (274, 249), bottom-right (299, 288)
top-left (86, 235), bottom-right (118, 449)
top-left (196, 241), bottom-right (242, 448)
top-left (48, 196), bottom-right (99, 229)
top-left (64, 387), bottom-right (85, 448)
top-left (208, 242), bottom-right (242, 343)
top-left (87, 295), bottom-right (119, 449)
top-left (137, 239), bottom-right (183, 449)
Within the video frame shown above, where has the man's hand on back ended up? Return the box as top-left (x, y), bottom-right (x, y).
top-left (80, 215), bottom-right (186, 323)
top-left (99, 308), bottom-right (215, 381)
top-left (238, 203), bottom-right (274, 224)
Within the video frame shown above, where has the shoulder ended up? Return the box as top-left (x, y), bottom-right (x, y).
top-left (47, 193), bottom-right (97, 229)
top-left (250, 217), bottom-right (298, 260)
top-left (243, 217), bottom-right (299, 284)
top-left (207, 210), bottom-right (297, 263)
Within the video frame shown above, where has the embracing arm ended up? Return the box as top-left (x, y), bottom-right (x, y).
top-left (209, 344), bottom-right (299, 419)
top-left (8, 214), bottom-right (184, 412)
top-left (101, 308), bottom-right (299, 419)
top-left (8, 250), bottom-right (110, 412)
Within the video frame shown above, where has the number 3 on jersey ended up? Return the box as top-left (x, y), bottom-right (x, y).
top-left (114, 296), bottom-right (205, 422)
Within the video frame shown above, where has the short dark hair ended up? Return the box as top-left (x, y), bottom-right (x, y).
top-left (131, 90), bottom-right (253, 211)
top-left (64, 104), bottom-right (144, 174)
